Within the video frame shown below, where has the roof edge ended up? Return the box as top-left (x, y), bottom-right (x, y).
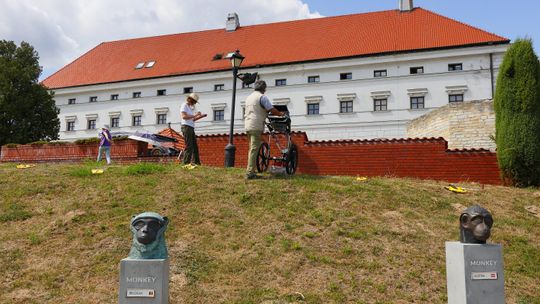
top-left (47, 41), bottom-right (510, 90)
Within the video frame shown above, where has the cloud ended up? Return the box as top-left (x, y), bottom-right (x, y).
top-left (0, 0), bottom-right (321, 80)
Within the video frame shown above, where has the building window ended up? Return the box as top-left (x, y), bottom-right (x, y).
top-left (214, 84), bottom-right (225, 91)
top-left (68, 98), bottom-right (76, 104)
top-left (374, 99), bottom-right (388, 111)
top-left (449, 94), bottom-right (464, 103)
top-left (448, 63), bottom-right (463, 71)
top-left (275, 79), bottom-right (287, 86)
top-left (157, 89), bottom-right (166, 96)
top-left (67, 121), bottom-right (75, 131)
top-left (410, 96), bottom-right (425, 109)
top-left (87, 119), bottom-right (96, 130)
top-left (410, 67), bottom-right (424, 74)
top-left (340, 100), bottom-right (353, 113)
top-left (307, 103), bottom-right (319, 115)
top-left (133, 92), bottom-right (141, 98)
top-left (374, 70), bottom-right (387, 77)
top-left (111, 117), bottom-right (120, 128)
top-left (308, 76), bottom-right (320, 83)
top-left (89, 96), bottom-right (97, 102)
top-left (214, 109), bottom-right (225, 121)
top-left (132, 115), bottom-right (142, 126)
top-left (111, 94), bottom-right (119, 100)
top-left (340, 73), bottom-right (352, 80)
top-left (183, 87), bottom-right (193, 94)
top-left (156, 113), bottom-right (167, 125)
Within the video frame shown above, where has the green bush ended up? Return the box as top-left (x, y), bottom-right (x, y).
top-left (112, 136), bottom-right (129, 142)
top-left (74, 137), bottom-right (100, 145)
top-left (29, 140), bottom-right (49, 145)
top-left (494, 39), bottom-right (540, 187)
top-left (4, 143), bottom-right (19, 148)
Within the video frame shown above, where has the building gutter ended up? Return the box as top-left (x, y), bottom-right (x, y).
top-left (490, 53), bottom-right (495, 99)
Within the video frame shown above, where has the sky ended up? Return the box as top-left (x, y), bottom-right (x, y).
top-left (0, 0), bottom-right (538, 81)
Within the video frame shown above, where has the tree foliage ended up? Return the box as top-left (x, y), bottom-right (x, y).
top-left (0, 40), bottom-right (59, 146)
top-left (494, 39), bottom-right (540, 187)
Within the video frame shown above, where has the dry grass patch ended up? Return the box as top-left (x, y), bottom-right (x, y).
top-left (0, 163), bottom-right (539, 303)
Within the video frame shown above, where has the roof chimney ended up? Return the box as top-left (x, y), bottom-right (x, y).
top-left (226, 13), bottom-right (240, 32)
top-left (399, 0), bottom-right (413, 12)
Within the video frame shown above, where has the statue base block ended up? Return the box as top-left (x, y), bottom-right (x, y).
top-left (119, 258), bottom-right (169, 304)
top-left (445, 242), bottom-right (505, 304)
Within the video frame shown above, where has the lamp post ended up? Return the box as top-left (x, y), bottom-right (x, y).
top-left (224, 49), bottom-right (244, 167)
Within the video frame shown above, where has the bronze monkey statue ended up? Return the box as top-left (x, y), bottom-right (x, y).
top-left (459, 205), bottom-right (493, 244)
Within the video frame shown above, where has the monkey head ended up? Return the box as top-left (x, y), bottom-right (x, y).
top-left (459, 205), bottom-right (493, 244)
top-left (128, 212), bottom-right (169, 259)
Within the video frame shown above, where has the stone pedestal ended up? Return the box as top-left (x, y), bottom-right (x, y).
top-left (445, 242), bottom-right (505, 304)
top-left (119, 258), bottom-right (169, 304)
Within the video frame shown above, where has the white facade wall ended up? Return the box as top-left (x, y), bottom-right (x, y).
top-left (53, 45), bottom-right (507, 141)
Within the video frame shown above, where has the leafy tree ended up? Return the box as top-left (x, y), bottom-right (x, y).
top-left (494, 38), bottom-right (540, 187)
top-left (0, 40), bottom-right (59, 146)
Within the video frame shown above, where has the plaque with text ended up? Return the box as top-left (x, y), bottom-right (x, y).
top-left (119, 258), bottom-right (169, 304)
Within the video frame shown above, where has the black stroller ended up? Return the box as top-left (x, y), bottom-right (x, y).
top-left (256, 105), bottom-right (298, 175)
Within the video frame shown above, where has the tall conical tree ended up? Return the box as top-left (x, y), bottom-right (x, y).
top-left (494, 39), bottom-right (540, 187)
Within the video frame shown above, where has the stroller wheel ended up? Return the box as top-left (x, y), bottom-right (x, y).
top-left (256, 142), bottom-right (270, 172)
top-left (285, 144), bottom-right (298, 175)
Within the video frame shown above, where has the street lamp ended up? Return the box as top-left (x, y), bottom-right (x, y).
top-left (224, 49), bottom-right (244, 167)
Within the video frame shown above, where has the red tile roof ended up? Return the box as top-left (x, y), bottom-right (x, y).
top-left (43, 8), bottom-right (509, 89)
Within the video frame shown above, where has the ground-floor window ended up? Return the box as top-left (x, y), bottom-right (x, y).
top-left (449, 94), bottom-right (464, 103)
top-left (132, 115), bottom-right (142, 126)
top-left (157, 113), bottom-right (167, 124)
top-left (111, 117), bottom-right (119, 128)
top-left (340, 100), bottom-right (353, 113)
top-left (307, 103), bottom-right (319, 115)
top-left (214, 109), bottom-right (224, 121)
top-left (87, 119), bottom-right (96, 130)
top-left (410, 96), bottom-right (425, 109)
top-left (67, 121), bottom-right (75, 131)
top-left (374, 99), bottom-right (388, 111)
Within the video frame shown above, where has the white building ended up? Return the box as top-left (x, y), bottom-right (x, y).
top-left (43, 1), bottom-right (509, 141)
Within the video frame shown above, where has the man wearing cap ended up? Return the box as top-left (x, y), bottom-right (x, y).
top-left (180, 93), bottom-right (207, 165)
top-left (97, 124), bottom-right (112, 165)
top-left (244, 80), bottom-right (283, 179)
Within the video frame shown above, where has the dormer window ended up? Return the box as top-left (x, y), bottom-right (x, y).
top-left (145, 61), bottom-right (155, 68)
top-left (410, 66), bottom-right (424, 74)
top-left (340, 72), bottom-right (352, 80)
top-left (135, 62), bottom-right (145, 69)
top-left (448, 63), bottom-right (463, 71)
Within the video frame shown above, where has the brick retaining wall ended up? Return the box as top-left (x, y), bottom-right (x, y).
top-left (1, 132), bottom-right (501, 185)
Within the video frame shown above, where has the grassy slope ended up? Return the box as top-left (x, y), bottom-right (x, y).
top-left (0, 163), bottom-right (539, 304)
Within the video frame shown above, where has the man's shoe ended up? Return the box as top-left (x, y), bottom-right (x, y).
top-left (245, 172), bottom-right (259, 180)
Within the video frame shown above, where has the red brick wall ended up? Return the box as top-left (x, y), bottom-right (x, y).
top-left (0, 140), bottom-right (145, 162)
top-left (195, 132), bottom-right (501, 185)
top-left (0, 133), bottom-right (501, 185)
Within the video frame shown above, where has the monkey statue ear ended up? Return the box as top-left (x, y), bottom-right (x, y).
top-left (459, 213), bottom-right (470, 228)
top-left (162, 217), bottom-right (169, 226)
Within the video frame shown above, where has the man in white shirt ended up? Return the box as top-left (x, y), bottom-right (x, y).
top-left (180, 93), bottom-right (207, 165)
top-left (244, 80), bottom-right (283, 179)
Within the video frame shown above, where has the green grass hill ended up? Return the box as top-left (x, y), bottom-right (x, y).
top-left (0, 162), bottom-right (539, 303)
